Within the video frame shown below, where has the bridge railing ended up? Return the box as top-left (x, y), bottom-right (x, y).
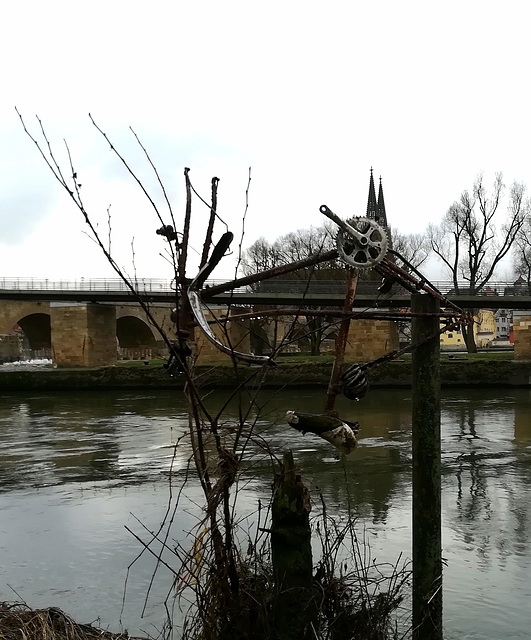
top-left (252, 279), bottom-right (531, 297)
top-left (0, 278), bottom-right (246, 294)
top-left (0, 278), bottom-right (530, 298)
top-left (0, 278), bottom-right (174, 291)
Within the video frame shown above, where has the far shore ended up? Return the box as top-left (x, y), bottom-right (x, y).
top-left (0, 354), bottom-right (530, 391)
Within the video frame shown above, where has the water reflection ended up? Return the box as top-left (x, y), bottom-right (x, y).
top-left (0, 387), bottom-right (530, 638)
top-left (259, 390), bottom-right (414, 525)
top-left (441, 390), bottom-right (531, 565)
top-left (0, 392), bottom-right (191, 491)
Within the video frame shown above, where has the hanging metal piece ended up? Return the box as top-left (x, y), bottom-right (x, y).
top-left (340, 364), bottom-right (370, 400)
top-left (285, 411), bottom-right (359, 455)
top-left (320, 205), bottom-right (388, 269)
top-left (187, 232), bottom-right (275, 366)
top-left (378, 274), bottom-right (396, 294)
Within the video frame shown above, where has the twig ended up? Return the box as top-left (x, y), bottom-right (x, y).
top-left (199, 177), bottom-right (220, 269)
top-left (177, 168), bottom-right (192, 288)
top-left (89, 114), bottom-right (167, 229)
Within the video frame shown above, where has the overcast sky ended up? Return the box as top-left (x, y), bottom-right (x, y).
top-left (1, 0), bottom-right (530, 283)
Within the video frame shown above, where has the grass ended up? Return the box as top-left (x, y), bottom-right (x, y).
top-left (273, 351), bottom-right (336, 364)
top-left (440, 350), bottom-right (514, 361)
top-left (114, 351), bottom-right (516, 369)
top-left (398, 350), bottom-right (514, 362)
top-left (115, 358), bottom-right (166, 368)
top-left (0, 602), bottom-right (141, 640)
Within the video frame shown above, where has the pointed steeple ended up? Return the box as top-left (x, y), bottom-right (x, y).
top-left (366, 167), bottom-right (378, 219)
top-left (376, 176), bottom-right (388, 228)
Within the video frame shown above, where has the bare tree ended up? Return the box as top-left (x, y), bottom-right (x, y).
top-left (241, 223), bottom-right (344, 355)
top-left (391, 228), bottom-right (431, 269)
top-left (428, 173), bottom-right (528, 351)
top-left (240, 237), bottom-right (281, 276)
top-left (514, 212), bottom-right (531, 284)
top-left (240, 223), bottom-right (341, 276)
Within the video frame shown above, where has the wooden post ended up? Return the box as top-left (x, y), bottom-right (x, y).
top-left (411, 293), bottom-right (443, 640)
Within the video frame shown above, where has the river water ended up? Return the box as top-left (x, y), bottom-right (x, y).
top-left (0, 385), bottom-right (530, 639)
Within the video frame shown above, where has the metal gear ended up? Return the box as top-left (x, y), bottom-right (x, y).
top-left (336, 216), bottom-right (388, 269)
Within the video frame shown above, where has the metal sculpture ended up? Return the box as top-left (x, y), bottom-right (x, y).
top-left (169, 194), bottom-right (472, 455)
top-left (320, 205), bottom-right (388, 269)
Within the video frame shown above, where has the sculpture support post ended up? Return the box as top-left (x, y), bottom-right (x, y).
top-left (324, 268), bottom-right (358, 414)
top-left (411, 293), bottom-right (443, 640)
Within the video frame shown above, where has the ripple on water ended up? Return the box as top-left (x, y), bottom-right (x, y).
top-left (1, 388), bottom-right (531, 638)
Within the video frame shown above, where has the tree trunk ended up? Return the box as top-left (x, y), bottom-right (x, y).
top-left (462, 309), bottom-right (477, 353)
top-left (308, 316), bottom-right (322, 356)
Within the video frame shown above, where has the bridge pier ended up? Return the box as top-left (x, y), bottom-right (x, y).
top-left (344, 317), bottom-right (399, 361)
top-left (513, 311), bottom-right (531, 360)
top-left (194, 308), bottom-right (251, 364)
top-left (51, 304), bottom-right (117, 367)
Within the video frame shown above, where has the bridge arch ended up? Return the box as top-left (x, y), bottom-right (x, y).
top-left (116, 315), bottom-right (157, 348)
top-left (0, 301), bottom-right (51, 335)
top-left (16, 313), bottom-right (52, 350)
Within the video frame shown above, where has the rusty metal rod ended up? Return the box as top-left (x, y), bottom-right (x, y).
top-left (378, 256), bottom-right (466, 316)
top-left (216, 308), bottom-right (468, 322)
top-left (201, 249), bottom-right (340, 297)
top-left (324, 269), bottom-right (358, 414)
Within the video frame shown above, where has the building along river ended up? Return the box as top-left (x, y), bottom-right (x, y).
top-left (0, 386), bottom-right (530, 639)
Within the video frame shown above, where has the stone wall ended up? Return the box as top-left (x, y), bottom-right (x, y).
top-left (194, 308), bottom-right (251, 364)
top-left (344, 318), bottom-right (399, 362)
top-left (513, 313), bottom-right (531, 360)
top-left (0, 334), bottom-right (22, 362)
top-left (0, 301), bottom-right (50, 334)
top-left (50, 304), bottom-right (117, 367)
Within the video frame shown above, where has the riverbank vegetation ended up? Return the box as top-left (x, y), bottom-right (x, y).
top-left (0, 602), bottom-right (140, 640)
top-left (113, 349), bottom-right (514, 368)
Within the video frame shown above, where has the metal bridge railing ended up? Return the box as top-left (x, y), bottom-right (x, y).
top-left (0, 278), bottom-right (530, 298)
top-left (0, 278), bottom-right (174, 292)
top-left (253, 280), bottom-right (531, 297)
top-left (0, 278), bottom-right (244, 293)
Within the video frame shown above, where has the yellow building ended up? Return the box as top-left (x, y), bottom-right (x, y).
top-left (474, 309), bottom-right (496, 347)
top-left (439, 325), bottom-right (465, 348)
top-left (439, 309), bottom-right (496, 349)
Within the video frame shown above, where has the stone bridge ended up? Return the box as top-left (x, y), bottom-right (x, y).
top-left (0, 299), bottom-right (255, 367)
top-left (0, 297), bottom-right (398, 367)
top-left (1, 284), bottom-right (531, 366)
top-left (0, 301), bottom-right (173, 366)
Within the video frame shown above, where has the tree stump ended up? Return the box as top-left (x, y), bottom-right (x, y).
top-left (271, 450), bottom-right (314, 640)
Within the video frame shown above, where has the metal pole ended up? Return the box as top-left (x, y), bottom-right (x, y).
top-left (411, 292), bottom-right (443, 640)
top-left (201, 249), bottom-right (339, 297)
top-left (324, 269), bottom-right (358, 414)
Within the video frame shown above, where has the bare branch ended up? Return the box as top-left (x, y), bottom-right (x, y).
top-left (391, 229), bottom-right (430, 269)
top-left (89, 113), bottom-right (167, 229)
top-left (431, 172), bottom-right (527, 351)
top-left (200, 176), bottom-right (220, 269)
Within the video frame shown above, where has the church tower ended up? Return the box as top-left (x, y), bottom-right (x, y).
top-left (366, 168), bottom-right (378, 219)
top-left (376, 176), bottom-right (388, 228)
top-left (366, 168), bottom-right (391, 248)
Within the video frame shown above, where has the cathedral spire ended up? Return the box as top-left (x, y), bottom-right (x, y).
top-left (366, 167), bottom-right (378, 219)
top-left (376, 176), bottom-right (388, 227)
